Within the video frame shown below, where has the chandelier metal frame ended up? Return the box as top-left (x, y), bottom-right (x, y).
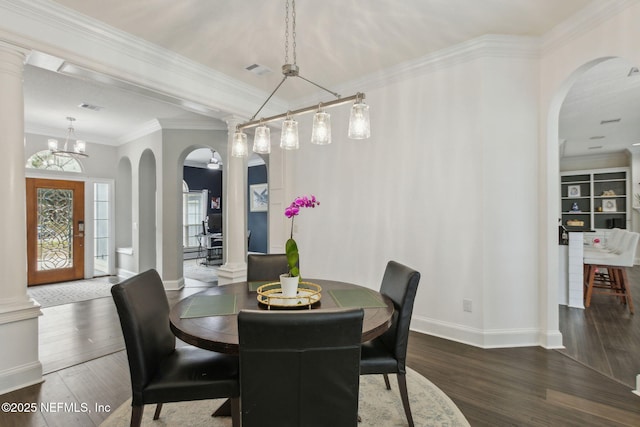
top-left (233, 0), bottom-right (370, 156)
top-left (47, 116), bottom-right (89, 158)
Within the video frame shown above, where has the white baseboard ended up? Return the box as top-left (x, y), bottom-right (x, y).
top-left (0, 361), bottom-right (43, 396)
top-left (163, 278), bottom-right (184, 291)
top-left (116, 268), bottom-right (135, 279)
top-left (217, 263), bottom-right (247, 286)
top-left (411, 315), bottom-right (552, 349)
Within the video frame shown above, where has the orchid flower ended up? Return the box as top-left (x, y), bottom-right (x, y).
top-left (284, 194), bottom-right (320, 277)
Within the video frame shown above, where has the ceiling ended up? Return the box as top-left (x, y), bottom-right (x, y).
top-left (19, 0), bottom-right (640, 164)
top-left (559, 58), bottom-right (640, 158)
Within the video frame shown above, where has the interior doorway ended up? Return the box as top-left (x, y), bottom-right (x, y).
top-left (26, 178), bottom-right (85, 285)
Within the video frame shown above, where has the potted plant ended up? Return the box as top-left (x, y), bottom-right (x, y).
top-left (281, 195), bottom-right (319, 296)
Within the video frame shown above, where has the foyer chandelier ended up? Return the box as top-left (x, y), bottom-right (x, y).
top-left (47, 116), bottom-right (88, 158)
top-left (207, 149), bottom-right (221, 169)
top-left (231, 0), bottom-right (370, 157)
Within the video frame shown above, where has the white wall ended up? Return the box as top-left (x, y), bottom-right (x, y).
top-left (117, 129), bottom-right (162, 276)
top-left (284, 45), bottom-right (540, 347)
top-left (25, 133), bottom-right (118, 179)
top-left (161, 127), bottom-right (227, 285)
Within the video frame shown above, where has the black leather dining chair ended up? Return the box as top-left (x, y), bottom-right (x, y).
top-left (246, 253), bottom-right (291, 281)
top-left (111, 269), bottom-right (240, 427)
top-left (238, 308), bottom-right (364, 427)
top-left (360, 261), bottom-right (421, 427)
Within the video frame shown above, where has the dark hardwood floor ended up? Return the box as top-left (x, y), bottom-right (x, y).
top-left (1, 274), bottom-right (639, 426)
top-left (558, 264), bottom-right (640, 388)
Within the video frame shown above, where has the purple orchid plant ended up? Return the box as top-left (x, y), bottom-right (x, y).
top-left (284, 195), bottom-right (320, 277)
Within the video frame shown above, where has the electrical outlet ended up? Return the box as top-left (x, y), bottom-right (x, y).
top-left (463, 298), bottom-right (472, 313)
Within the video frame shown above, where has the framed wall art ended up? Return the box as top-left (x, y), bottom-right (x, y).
top-left (250, 183), bottom-right (268, 212)
top-left (602, 199), bottom-right (617, 212)
top-left (567, 185), bottom-right (581, 197)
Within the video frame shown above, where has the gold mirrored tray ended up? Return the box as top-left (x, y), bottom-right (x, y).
top-left (256, 281), bottom-right (322, 309)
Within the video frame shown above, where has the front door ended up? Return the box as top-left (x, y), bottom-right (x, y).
top-left (26, 178), bottom-right (85, 285)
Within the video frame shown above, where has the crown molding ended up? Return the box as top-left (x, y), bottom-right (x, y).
top-left (298, 34), bottom-right (541, 106)
top-left (118, 118), bottom-right (228, 144)
top-left (156, 118), bottom-right (228, 131)
top-left (117, 119), bottom-right (162, 144)
top-left (0, 0), bottom-right (290, 119)
top-left (541, 0), bottom-right (639, 54)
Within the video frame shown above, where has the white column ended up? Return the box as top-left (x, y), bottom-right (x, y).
top-left (0, 41), bottom-right (42, 394)
top-left (217, 117), bottom-right (248, 284)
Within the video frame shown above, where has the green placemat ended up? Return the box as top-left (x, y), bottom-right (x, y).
top-left (329, 289), bottom-right (388, 308)
top-left (180, 294), bottom-right (237, 318)
top-left (248, 281), bottom-right (272, 292)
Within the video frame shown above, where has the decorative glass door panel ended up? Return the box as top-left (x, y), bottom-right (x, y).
top-left (37, 187), bottom-right (74, 270)
top-left (27, 178), bottom-right (85, 285)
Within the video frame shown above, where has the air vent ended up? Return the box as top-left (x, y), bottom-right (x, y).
top-left (245, 63), bottom-right (272, 76)
top-left (78, 102), bottom-right (103, 111)
top-left (600, 118), bottom-right (621, 125)
top-left (588, 146), bottom-right (603, 150)
top-left (589, 136), bottom-right (605, 140)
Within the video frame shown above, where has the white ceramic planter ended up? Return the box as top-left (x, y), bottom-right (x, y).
top-left (279, 274), bottom-right (299, 297)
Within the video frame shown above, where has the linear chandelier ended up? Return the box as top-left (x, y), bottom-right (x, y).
top-left (231, 0), bottom-right (370, 157)
top-left (47, 116), bottom-right (88, 158)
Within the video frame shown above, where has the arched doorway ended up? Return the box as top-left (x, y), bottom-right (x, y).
top-left (183, 147), bottom-right (224, 269)
top-left (550, 56), bottom-right (640, 386)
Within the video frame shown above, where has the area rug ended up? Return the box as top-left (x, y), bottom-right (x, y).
top-left (27, 261), bottom-right (217, 308)
top-left (27, 276), bottom-right (119, 308)
top-left (100, 367), bottom-right (469, 427)
top-left (183, 259), bottom-right (219, 284)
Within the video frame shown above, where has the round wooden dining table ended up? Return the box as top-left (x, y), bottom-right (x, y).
top-left (169, 278), bottom-right (395, 355)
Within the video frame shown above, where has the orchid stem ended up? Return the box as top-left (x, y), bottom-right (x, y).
top-left (290, 217), bottom-right (294, 240)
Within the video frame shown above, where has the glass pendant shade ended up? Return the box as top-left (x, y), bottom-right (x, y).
top-left (231, 131), bottom-right (248, 157)
top-left (47, 139), bottom-right (58, 151)
top-left (348, 101), bottom-right (371, 139)
top-left (311, 111), bottom-right (332, 145)
top-left (280, 118), bottom-right (299, 150)
top-left (74, 140), bottom-right (86, 154)
top-left (253, 125), bottom-right (271, 154)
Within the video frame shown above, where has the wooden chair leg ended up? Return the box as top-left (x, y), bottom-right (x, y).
top-left (583, 264), bottom-right (590, 286)
top-left (230, 397), bottom-right (240, 427)
top-left (619, 268), bottom-right (634, 314)
top-left (383, 373), bottom-right (391, 390)
top-left (612, 268), bottom-right (625, 304)
top-left (585, 264), bottom-right (597, 307)
top-left (396, 373), bottom-right (415, 427)
top-left (153, 403), bottom-right (162, 420)
top-left (130, 405), bottom-right (144, 427)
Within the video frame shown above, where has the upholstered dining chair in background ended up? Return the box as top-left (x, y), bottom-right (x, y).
top-left (246, 253), bottom-right (290, 282)
top-left (360, 260), bottom-right (421, 427)
top-left (111, 269), bottom-right (240, 427)
top-left (238, 308), bottom-right (364, 427)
